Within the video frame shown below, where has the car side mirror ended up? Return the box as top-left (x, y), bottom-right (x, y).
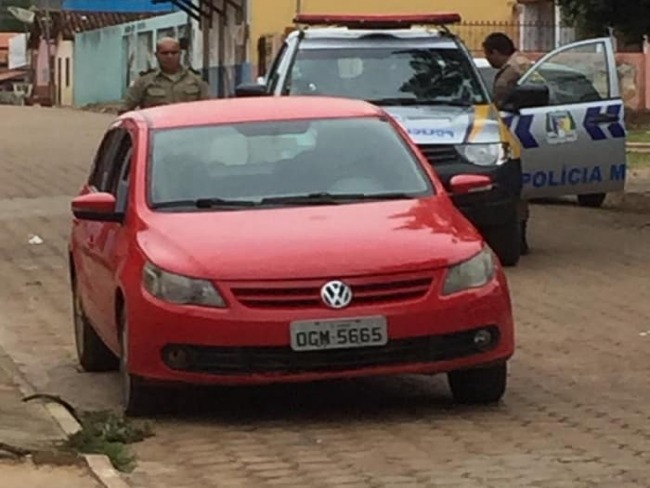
top-left (449, 174), bottom-right (493, 195)
top-left (72, 192), bottom-right (123, 223)
top-left (235, 82), bottom-right (269, 98)
top-left (502, 84), bottom-right (550, 112)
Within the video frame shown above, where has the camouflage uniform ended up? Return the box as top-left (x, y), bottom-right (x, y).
top-left (493, 52), bottom-right (534, 251)
top-left (121, 68), bottom-right (211, 112)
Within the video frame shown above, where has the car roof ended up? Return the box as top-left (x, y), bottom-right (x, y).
top-left (132, 96), bottom-right (386, 129)
top-left (472, 57), bottom-right (491, 68)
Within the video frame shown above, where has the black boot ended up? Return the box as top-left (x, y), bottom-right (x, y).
top-left (520, 220), bottom-right (530, 256)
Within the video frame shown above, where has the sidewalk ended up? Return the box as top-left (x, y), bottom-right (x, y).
top-left (0, 347), bottom-right (102, 488)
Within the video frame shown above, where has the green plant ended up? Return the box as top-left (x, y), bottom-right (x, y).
top-left (65, 410), bottom-right (154, 472)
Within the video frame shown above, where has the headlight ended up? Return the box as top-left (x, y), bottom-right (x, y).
top-left (455, 143), bottom-right (510, 166)
top-left (442, 247), bottom-right (496, 295)
top-left (142, 262), bottom-right (226, 308)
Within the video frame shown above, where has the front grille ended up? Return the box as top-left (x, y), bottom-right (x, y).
top-left (228, 271), bottom-right (434, 309)
top-left (162, 326), bottom-right (500, 375)
top-left (417, 144), bottom-right (460, 166)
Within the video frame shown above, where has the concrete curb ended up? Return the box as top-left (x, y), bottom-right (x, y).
top-left (0, 348), bottom-right (131, 488)
top-left (626, 145), bottom-right (650, 153)
top-left (83, 454), bottom-right (132, 488)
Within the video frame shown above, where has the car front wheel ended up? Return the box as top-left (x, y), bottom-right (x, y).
top-left (119, 306), bottom-right (159, 417)
top-left (72, 277), bottom-right (118, 372)
top-left (448, 363), bottom-right (507, 405)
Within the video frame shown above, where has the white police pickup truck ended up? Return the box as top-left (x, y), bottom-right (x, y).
top-left (236, 13), bottom-right (627, 265)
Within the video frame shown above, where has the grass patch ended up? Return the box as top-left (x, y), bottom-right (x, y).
top-left (627, 128), bottom-right (650, 143)
top-left (627, 151), bottom-right (650, 168)
top-left (64, 410), bottom-right (154, 473)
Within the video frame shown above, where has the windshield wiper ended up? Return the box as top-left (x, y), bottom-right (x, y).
top-left (260, 192), bottom-right (414, 205)
top-left (367, 97), bottom-right (472, 107)
top-left (153, 193), bottom-right (415, 210)
top-left (416, 99), bottom-right (473, 107)
top-left (152, 198), bottom-right (260, 210)
top-left (367, 97), bottom-right (419, 106)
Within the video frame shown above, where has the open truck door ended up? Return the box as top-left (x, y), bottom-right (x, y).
top-left (503, 37), bottom-right (626, 206)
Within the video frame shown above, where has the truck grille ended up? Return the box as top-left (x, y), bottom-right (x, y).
top-left (228, 271), bottom-right (434, 309)
top-left (417, 144), bottom-right (459, 166)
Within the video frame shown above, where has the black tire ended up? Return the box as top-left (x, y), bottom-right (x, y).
top-left (482, 217), bottom-right (521, 267)
top-left (72, 277), bottom-right (118, 372)
top-left (577, 193), bottom-right (607, 208)
top-left (118, 306), bottom-right (159, 417)
top-left (448, 363), bottom-right (507, 405)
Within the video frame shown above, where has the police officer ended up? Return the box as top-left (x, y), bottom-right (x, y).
top-left (483, 32), bottom-right (533, 255)
top-left (119, 37), bottom-right (211, 114)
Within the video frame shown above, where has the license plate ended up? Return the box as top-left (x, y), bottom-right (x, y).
top-left (290, 316), bottom-right (388, 352)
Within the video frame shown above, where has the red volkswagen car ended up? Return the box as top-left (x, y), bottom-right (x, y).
top-left (69, 96), bottom-right (515, 415)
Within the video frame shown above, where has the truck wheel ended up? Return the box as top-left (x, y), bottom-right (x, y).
top-left (448, 363), bottom-right (507, 405)
top-left (577, 193), bottom-right (607, 208)
top-left (482, 218), bottom-right (521, 267)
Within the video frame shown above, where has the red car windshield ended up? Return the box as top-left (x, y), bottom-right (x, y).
top-left (148, 116), bottom-right (433, 209)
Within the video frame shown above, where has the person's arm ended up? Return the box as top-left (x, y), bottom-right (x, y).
top-left (119, 77), bottom-right (146, 114)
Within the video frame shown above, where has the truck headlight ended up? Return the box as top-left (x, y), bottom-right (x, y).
top-left (455, 143), bottom-right (510, 166)
top-left (442, 247), bottom-right (496, 295)
top-left (142, 262), bottom-right (226, 308)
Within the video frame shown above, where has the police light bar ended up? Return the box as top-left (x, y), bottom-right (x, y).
top-left (293, 13), bottom-right (462, 29)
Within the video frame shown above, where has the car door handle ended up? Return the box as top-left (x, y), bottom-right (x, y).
top-left (587, 113), bottom-right (619, 124)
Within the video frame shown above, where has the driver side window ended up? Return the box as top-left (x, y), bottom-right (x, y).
top-left (520, 41), bottom-right (610, 106)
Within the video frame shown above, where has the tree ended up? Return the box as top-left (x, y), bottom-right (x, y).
top-left (557, 0), bottom-right (650, 45)
top-left (0, 0), bottom-right (35, 32)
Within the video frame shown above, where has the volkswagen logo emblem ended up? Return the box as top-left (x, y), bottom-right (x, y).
top-left (320, 280), bottom-right (353, 309)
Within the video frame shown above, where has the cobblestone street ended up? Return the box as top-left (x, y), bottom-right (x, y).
top-left (0, 105), bottom-right (649, 487)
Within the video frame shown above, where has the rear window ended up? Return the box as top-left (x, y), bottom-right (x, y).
top-left (148, 116), bottom-right (433, 208)
top-left (287, 46), bottom-right (489, 106)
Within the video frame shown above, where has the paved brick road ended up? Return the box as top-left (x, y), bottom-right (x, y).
top-left (1, 106), bottom-right (649, 488)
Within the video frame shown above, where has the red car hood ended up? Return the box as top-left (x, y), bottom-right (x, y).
top-left (137, 198), bottom-right (483, 281)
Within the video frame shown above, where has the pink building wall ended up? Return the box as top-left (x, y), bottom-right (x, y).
top-left (31, 39), bottom-right (55, 105)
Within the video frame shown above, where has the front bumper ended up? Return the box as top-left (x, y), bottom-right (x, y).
top-left (418, 144), bottom-right (522, 228)
top-left (125, 271), bottom-right (515, 386)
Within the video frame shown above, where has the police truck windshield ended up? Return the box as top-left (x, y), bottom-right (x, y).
top-left (286, 46), bottom-right (489, 106)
